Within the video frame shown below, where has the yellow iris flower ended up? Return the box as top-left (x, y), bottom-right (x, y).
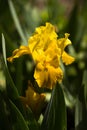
top-left (7, 22), bottom-right (75, 89)
top-left (20, 82), bottom-right (46, 119)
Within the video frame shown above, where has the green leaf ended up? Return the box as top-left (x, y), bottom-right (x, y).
top-left (75, 98), bottom-right (83, 130)
top-left (62, 84), bottom-right (76, 108)
top-left (75, 97), bottom-right (87, 130)
top-left (75, 72), bottom-right (87, 130)
top-left (41, 83), bottom-right (67, 130)
top-left (9, 99), bottom-right (29, 130)
top-left (26, 107), bottom-right (39, 130)
top-left (2, 34), bottom-right (7, 67)
top-left (8, 0), bottom-right (27, 45)
top-left (82, 70), bottom-right (87, 107)
top-left (1, 34), bottom-right (19, 99)
top-left (0, 92), bottom-right (13, 130)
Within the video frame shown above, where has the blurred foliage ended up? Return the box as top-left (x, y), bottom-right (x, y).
top-left (0, 0), bottom-right (87, 130)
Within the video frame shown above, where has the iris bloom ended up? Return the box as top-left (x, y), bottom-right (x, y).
top-left (7, 22), bottom-right (75, 89)
top-left (20, 82), bottom-right (45, 118)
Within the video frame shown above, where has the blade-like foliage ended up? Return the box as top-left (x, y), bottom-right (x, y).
top-left (41, 83), bottom-right (67, 130)
top-left (26, 107), bottom-right (39, 130)
top-left (1, 34), bottom-right (19, 99)
top-left (9, 99), bottom-right (29, 130)
top-left (82, 70), bottom-right (87, 107)
top-left (0, 92), bottom-right (13, 130)
top-left (75, 70), bottom-right (87, 130)
top-left (8, 0), bottom-right (27, 45)
top-left (2, 34), bottom-right (7, 67)
top-left (75, 97), bottom-right (87, 130)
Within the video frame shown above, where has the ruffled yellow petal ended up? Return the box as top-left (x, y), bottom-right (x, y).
top-left (32, 49), bottom-right (45, 62)
top-left (62, 51), bottom-right (75, 65)
top-left (35, 22), bottom-right (57, 39)
top-left (28, 22), bottom-right (58, 53)
top-left (34, 62), bottom-right (63, 89)
top-left (7, 46), bottom-right (30, 62)
top-left (34, 64), bottom-right (48, 88)
top-left (49, 55), bottom-right (60, 68)
top-left (47, 66), bottom-right (63, 86)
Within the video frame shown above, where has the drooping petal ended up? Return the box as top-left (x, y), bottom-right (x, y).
top-left (7, 46), bottom-right (30, 62)
top-left (34, 64), bottom-right (49, 88)
top-left (62, 51), bottom-right (75, 65)
top-left (47, 66), bottom-right (63, 89)
top-left (34, 61), bottom-right (63, 89)
top-left (49, 55), bottom-right (60, 68)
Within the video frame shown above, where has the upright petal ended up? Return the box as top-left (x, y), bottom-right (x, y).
top-left (57, 33), bottom-right (71, 55)
top-left (28, 22), bottom-right (58, 53)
